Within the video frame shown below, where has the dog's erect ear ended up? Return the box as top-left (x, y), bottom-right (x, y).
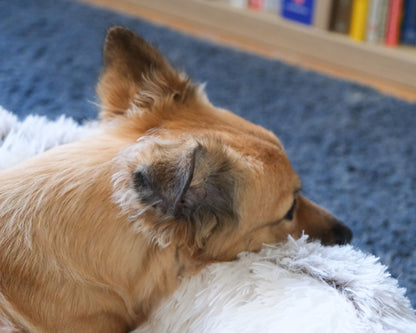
top-left (133, 144), bottom-right (238, 248)
top-left (97, 26), bottom-right (197, 119)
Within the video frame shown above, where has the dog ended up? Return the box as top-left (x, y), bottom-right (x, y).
top-left (0, 27), bottom-right (352, 332)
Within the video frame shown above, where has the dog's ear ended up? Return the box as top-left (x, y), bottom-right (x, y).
top-left (132, 144), bottom-right (238, 249)
top-left (97, 26), bottom-right (197, 119)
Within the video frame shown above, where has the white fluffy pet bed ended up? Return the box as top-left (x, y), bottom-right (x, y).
top-left (1, 106), bottom-right (415, 333)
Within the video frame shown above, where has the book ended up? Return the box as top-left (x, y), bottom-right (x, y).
top-left (314, 0), bottom-right (334, 29)
top-left (377, 0), bottom-right (390, 41)
top-left (349, 0), bottom-right (370, 41)
top-left (366, 0), bottom-right (384, 42)
top-left (228, 0), bottom-right (248, 8)
top-left (401, 0), bottom-right (416, 45)
top-left (385, 0), bottom-right (403, 46)
top-left (264, 0), bottom-right (281, 13)
top-left (249, 0), bottom-right (264, 9)
top-left (281, 0), bottom-right (316, 25)
top-left (330, 0), bottom-right (353, 34)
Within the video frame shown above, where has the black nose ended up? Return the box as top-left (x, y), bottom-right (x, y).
top-left (333, 222), bottom-right (353, 245)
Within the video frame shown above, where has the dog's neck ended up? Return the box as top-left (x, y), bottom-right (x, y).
top-left (0, 134), bottom-right (201, 332)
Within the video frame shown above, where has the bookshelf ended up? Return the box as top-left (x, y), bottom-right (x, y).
top-left (82, 0), bottom-right (416, 100)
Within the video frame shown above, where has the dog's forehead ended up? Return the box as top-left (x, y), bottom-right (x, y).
top-left (119, 101), bottom-right (289, 173)
top-left (213, 107), bottom-right (284, 148)
top-left (161, 106), bottom-right (283, 150)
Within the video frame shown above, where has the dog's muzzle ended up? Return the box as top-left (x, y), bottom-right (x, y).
top-left (332, 221), bottom-right (353, 245)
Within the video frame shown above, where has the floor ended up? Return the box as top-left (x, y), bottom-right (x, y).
top-left (81, 0), bottom-right (416, 102)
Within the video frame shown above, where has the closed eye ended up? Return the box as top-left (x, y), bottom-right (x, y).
top-left (284, 199), bottom-right (296, 221)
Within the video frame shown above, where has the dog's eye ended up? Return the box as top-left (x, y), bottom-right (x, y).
top-left (284, 199), bottom-right (296, 221)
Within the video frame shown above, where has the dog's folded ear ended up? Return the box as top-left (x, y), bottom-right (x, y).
top-left (133, 146), bottom-right (198, 220)
top-left (97, 26), bottom-right (197, 119)
top-left (132, 143), bottom-right (238, 248)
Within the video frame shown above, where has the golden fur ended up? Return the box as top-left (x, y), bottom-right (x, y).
top-left (0, 27), bottom-right (352, 332)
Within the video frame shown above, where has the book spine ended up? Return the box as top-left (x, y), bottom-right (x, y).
top-left (366, 0), bottom-right (383, 42)
top-left (330, 0), bottom-right (353, 34)
top-left (264, 0), bottom-right (281, 13)
top-left (385, 0), bottom-right (404, 46)
top-left (401, 0), bottom-right (416, 45)
top-left (377, 0), bottom-right (390, 41)
top-left (314, 0), bottom-right (334, 29)
top-left (248, 0), bottom-right (264, 10)
top-left (281, 0), bottom-right (316, 25)
top-left (228, 0), bottom-right (248, 8)
top-left (350, 0), bottom-right (370, 41)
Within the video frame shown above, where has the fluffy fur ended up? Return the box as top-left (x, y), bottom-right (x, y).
top-left (138, 236), bottom-right (416, 333)
top-left (1, 108), bottom-right (415, 332)
top-left (0, 27), bottom-right (354, 332)
top-left (0, 107), bottom-right (96, 170)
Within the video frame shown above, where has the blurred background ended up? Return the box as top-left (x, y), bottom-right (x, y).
top-left (81, 0), bottom-right (416, 101)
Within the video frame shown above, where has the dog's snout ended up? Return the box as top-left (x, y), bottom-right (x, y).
top-left (333, 221), bottom-right (353, 245)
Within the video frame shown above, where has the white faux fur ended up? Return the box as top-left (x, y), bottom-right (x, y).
top-left (0, 106), bottom-right (96, 170)
top-left (137, 237), bottom-right (416, 333)
top-left (1, 107), bottom-right (415, 332)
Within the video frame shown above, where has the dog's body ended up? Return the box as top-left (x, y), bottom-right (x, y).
top-left (0, 27), bottom-right (352, 332)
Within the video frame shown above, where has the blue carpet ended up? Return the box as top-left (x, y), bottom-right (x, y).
top-left (1, 0), bottom-right (415, 306)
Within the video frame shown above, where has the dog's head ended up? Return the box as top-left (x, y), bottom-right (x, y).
top-left (98, 27), bottom-right (352, 261)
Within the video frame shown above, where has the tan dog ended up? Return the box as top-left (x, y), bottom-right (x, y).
top-left (0, 27), bottom-right (352, 332)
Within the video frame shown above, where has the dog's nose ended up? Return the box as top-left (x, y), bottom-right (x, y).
top-left (333, 221), bottom-right (353, 245)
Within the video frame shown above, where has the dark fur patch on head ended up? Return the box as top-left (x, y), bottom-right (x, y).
top-left (132, 143), bottom-right (239, 248)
